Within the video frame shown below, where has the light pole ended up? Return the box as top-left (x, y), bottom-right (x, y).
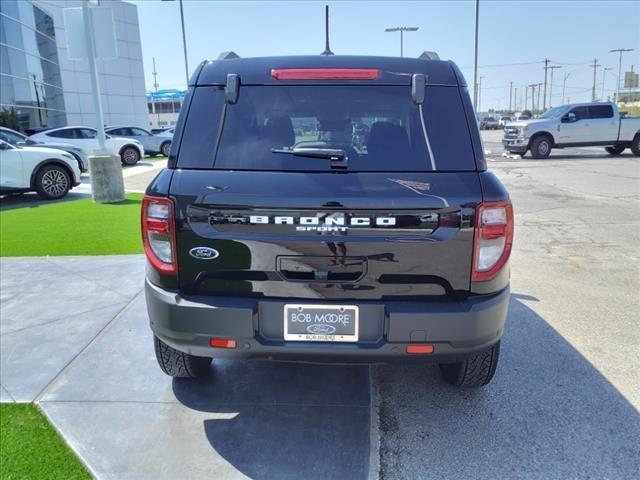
top-left (547, 65), bottom-right (561, 108)
top-left (162, 0), bottom-right (190, 85)
top-left (152, 57), bottom-right (160, 127)
top-left (478, 76), bottom-right (484, 112)
top-left (384, 26), bottom-right (419, 57)
top-left (601, 67), bottom-right (612, 101)
top-left (609, 48), bottom-right (634, 103)
top-left (472, 0), bottom-right (480, 110)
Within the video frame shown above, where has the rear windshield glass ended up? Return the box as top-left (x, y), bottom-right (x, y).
top-left (177, 85), bottom-right (476, 171)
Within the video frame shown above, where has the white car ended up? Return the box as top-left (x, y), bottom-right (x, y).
top-left (29, 126), bottom-right (145, 165)
top-left (0, 140), bottom-right (81, 199)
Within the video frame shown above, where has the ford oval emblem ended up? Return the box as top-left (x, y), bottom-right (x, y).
top-left (189, 247), bottom-right (219, 260)
top-left (306, 324), bottom-right (336, 335)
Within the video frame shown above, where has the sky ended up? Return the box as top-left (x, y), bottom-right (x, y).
top-left (131, 0), bottom-right (640, 111)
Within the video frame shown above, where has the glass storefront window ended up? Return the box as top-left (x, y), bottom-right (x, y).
top-left (0, 2), bottom-right (66, 131)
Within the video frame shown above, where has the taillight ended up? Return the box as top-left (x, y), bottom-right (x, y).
top-left (471, 200), bottom-right (514, 282)
top-left (141, 195), bottom-right (177, 275)
top-left (270, 68), bottom-right (380, 80)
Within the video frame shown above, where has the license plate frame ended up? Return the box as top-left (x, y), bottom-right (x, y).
top-left (283, 304), bottom-right (359, 342)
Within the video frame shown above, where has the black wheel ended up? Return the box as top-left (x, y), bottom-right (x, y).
top-left (153, 335), bottom-right (212, 378)
top-left (605, 145), bottom-right (625, 155)
top-left (530, 136), bottom-right (552, 159)
top-left (439, 341), bottom-right (500, 387)
top-left (161, 141), bottom-right (171, 157)
top-left (35, 164), bottom-right (71, 200)
top-left (120, 146), bottom-right (140, 165)
top-left (631, 134), bottom-right (640, 157)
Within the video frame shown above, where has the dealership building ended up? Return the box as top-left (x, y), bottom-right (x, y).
top-left (0, 0), bottom-right (148, 133)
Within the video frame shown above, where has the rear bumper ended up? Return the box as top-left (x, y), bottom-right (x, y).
top-left (145, 279), bottom-right (510, 364)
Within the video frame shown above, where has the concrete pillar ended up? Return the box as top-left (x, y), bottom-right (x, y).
top-left (89, 155), bottom-right (125, 203)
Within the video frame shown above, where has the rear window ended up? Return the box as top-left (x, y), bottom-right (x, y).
top-left (589, 105), bottom-right (613, 119)
top-left (177, 85), bottom-right (476, 171)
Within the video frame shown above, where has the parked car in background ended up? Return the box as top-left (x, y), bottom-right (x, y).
top-left (29, 126), bottom-right (145, 165)
top-left (503, 102), bottom-right (640, 158)
top-left (0, 139), bottom-right (81, 199)
top-left (151, 127), bottom-right (173, 135)
top-left (480, 116), bottom-right (500, 130)
top-left (0, 126), bottom-right (89, 172)
top-left (155, 128), bottom-right (175, 139)
top-left (516, 115), bottom-right (530, 121)
top-left (106, 126), bottom-right (172, 157)
top-left (499, 116), bottom-right (514, 128)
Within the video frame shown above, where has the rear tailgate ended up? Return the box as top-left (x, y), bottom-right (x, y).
top-left (171, 170), bottom-right (480, 300)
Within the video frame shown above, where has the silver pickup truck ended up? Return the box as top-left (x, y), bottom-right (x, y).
top-left (503, 102), bottom-right (640, 158)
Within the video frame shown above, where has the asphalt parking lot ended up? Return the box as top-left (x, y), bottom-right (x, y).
top-left (1, 131), bottom-right (638, 479)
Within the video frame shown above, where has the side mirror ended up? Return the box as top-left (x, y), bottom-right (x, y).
top-left (562, 112), bottom-right (576, 123)
top-left (411, 73), bottom-right (426, 104)
top-left (0, 141), bottom-right (10, 150)
top-left (225, 73), bottom-right (239, 104)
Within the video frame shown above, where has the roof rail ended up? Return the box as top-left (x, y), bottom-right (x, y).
top-left (419, 51), bottom-right (440, 61)
top-left (218, 51), bottom-right (240, 60)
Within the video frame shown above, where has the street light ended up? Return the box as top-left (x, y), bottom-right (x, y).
top-left (384, 26), bottom-right (419, 57)
top-left (609, 48), bottom-right (634, 103)
top-left (162, 0), bottom-right (190, 85)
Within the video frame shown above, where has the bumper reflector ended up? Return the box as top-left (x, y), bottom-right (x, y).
top-left (406, 344), bottom-right (434, 355)
top-left (210, 338), bottom-right (237, 349)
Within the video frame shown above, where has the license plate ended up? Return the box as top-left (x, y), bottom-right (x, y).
top-left (284, 304), bottom-right (359, 342)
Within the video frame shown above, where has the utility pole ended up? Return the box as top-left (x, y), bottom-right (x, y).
top-left (601, 67), bottom-right (612, 101)
top-left (536, 83), bottom-right (542, 113)
top-left (542, 58), bottom-right (550, 110)
top-left (524, 85), bottom-right (529, 111)
top-left (562, 71), bottom-right (571, 104)
top-left (384, 26), bottom-right (419, 57)
top-left (547, 65), bottom-right (562, 108)
top-left (609, 48), bottom-right (634, 103)
top-left (509, 81), bottom-right (513, 111)
top-left (591, 58), bottom-right (601, 102)
top-left (152, 57), bottom-right (160, 127)
top-left (473, 0), bottom-right (480, 110)
top-left (514, 86), bottom-right (518, 111)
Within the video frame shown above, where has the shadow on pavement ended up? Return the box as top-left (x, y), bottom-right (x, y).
top-left (173, 360), bottom-right (371, 480)
top-left (0, 190), bottom-right (91, 211)
top-left (374, 295), bottom-right (640, 479)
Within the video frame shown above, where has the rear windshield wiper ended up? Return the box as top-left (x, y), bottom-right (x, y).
top-left (271, 147), bottom-right (348, 169)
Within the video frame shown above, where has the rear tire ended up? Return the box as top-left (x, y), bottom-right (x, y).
top-left (530, 136), bottom-right (552, 159)
top-left (439, 341), bottom-right (500, 387)
top-left (605, 145), bottom-right (625, 155)
top-left (153, 335), bottom-right (212, 378)
top-left (35, 164), bottom-right (71, 200)
top-left (631, 134), bottom-right (640, 157)
top-left (161, 141), bottom-right (171, 157)
top-left (120, 146), bottom-right (140, 165)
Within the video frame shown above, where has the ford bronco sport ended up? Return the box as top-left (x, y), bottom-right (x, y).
top-left (143, 54), bottom-right (513, 387)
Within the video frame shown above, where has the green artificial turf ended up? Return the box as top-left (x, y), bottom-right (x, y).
top-left (0, 194), bottom-right (143, 257)
top-left (0, 404), bottom-right (90, 480)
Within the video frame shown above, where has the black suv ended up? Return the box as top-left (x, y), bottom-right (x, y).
top-left (143, 54), bottom-right (513, 387)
